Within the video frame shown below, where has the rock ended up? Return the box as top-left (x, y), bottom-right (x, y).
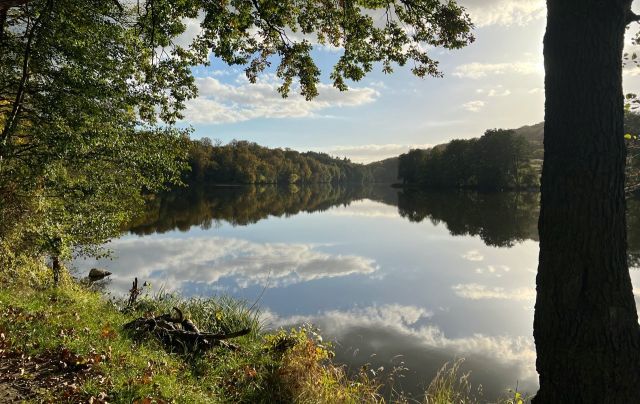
top-left (88, 268), bottom-right (112, 282)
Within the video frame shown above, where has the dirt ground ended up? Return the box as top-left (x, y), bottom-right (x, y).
top-left (0, 346), bottom-right (102, 403)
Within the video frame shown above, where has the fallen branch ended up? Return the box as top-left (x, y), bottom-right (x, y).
top-left (123, 307), bottom-right (250, 354)
top-left (127, 277), bottom-right (141, 307)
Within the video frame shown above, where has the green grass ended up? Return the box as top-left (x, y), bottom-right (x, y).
top-left (0, 263), bottom-right (382, 403)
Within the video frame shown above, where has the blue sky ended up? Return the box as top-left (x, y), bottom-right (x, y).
top-left (179, 0), bottom-right (640, 163)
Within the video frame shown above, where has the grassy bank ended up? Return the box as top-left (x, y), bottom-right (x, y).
top-left (0, 261), bottom-right (382, 403)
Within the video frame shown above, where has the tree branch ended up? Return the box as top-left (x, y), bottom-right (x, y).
top-left (110, 0), bottom-right (123, 12)
top-left (0, 0), bottom-right (28, 10)
top-left (0, 0), bottom-right (50, 147)
top-left (627, 10), bottom-right (640, 24)
top-left (0, 7), bottom-right (6, 44)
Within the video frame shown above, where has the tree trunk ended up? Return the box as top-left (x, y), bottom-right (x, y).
top-left (0, 8), bottom-right (6, 44)
top-left (52, 255), bottom-right (60, 286)
top-left (534, 0), bottom-right (640, 402)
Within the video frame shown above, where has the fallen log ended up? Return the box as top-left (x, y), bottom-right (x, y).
top-left (123, 307), bottom-right (250, 354)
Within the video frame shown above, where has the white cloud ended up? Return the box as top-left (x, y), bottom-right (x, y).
top-left (452, 283), bottom-right (535, 301)
top-left (528, 87), bottom-right (544, 94)
top-left (474, 265), bottom-right (511, 277)
top-left (454, 62), bottom-right (539, 79)
top-left (477, 86), bottom-right (511, 97)
top-left (76, 236), bottom-right (378, 292)
top-left (461, 0), bottom-right (545, 27)
top-left (172, 17), bottom-right (203, 48)
top-left (368, 81), bottom-right (387, 89)
top-left (462, 250), bottom-right (484, 262)
top-left (463, 100), bottom-right (486, 112)
top-left (319, 143), bottom-right (433, 163)
top-left (183, 74), bottom-right (379, 124)
top-left (623, 63), bottom-right (640, 77)
top-left (489, 89), bottom-right (512, 97)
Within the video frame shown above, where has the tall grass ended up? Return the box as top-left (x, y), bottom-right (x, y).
top-left (424, 359), bottom-right (533, 404)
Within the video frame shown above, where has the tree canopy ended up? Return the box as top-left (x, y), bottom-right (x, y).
top-left (398, 129), bottom-right (537, 190)
top-left (0, 0), bottom-right (474, 279)
top-left (187, 138), bottom-right (374, 185)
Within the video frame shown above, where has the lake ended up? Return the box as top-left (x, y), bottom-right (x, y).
top-left (73, 185), bottom-right (640, 400)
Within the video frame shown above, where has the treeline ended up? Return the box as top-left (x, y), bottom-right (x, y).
top-left (187, 139), bottom-right (375, 185)
top-left (398, 129), bottom-right (538, 191)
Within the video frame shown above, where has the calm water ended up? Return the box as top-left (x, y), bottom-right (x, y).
top-left (74, 185), bottom-right (640, 400)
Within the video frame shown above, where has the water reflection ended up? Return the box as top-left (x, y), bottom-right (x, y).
top-left (266, 304), bottom-right (537, 399)
top-left (129, 184), bottom-right (376, 234)
top-left (75, 185), bottom-right (640, 400)
top-left (126, 186), bottom-right (640, 255)
top-left (628, 198), bottom-right (640, 269)
top-left (130, 185), bottom-right (540, 248)
top-left (82, 237), bottom-right (378, 293)
top-left (397, 190), bottom-right (539, 247)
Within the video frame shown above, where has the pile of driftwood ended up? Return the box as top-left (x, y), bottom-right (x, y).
top-left (124, 307), bottom-right (250, 354)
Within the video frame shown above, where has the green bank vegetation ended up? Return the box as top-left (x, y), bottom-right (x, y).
top-left (0, 264), bottom-right (383, 403)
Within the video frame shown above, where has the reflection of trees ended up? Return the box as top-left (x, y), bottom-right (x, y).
top-left (397, 190), bottom-right (540, 247)
top-left (129, 184), bottom-right (374, 235)
top-left (130, 185), bottom-right (640, 262)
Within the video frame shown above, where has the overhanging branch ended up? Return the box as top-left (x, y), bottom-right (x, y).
top-left (627, 10), bottom-right (640, 24)
top-left (0, 0), bottom-right (28, 10)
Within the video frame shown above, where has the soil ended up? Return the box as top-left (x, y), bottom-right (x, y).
top-left (0, 344), bottom-right (105, 403)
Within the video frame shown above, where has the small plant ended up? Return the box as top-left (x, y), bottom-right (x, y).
top-left (424, 358), bottom-right (482, 404)
top-left (500, 385), bottom-right (534, 404)
top-left (271, 324), bottom-right (383, 403)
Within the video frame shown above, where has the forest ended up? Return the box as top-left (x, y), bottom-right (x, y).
top-left (397, 113), bottom-right (640, 192)
top-left (186, 138), bottom-right (375, 185)
top-left (397, 129), bottom-right (538, 190)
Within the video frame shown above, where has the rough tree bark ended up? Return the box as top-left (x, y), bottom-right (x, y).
top-left (534, 0), bottom-right (640, 402)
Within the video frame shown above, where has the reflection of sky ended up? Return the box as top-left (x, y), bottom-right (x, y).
top-left (75, 198), bottom-right (541, 399)
top-left (266, 304), bottom-right (537, 399)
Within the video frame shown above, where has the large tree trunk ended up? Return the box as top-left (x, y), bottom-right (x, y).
top-left (534, 0), bottom-right (640, 402)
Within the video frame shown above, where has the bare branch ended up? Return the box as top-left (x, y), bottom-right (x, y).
top-left (627, 10), bottom-right (640, 24)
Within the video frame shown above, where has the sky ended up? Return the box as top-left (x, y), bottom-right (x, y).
top-left (179, 0), bottom-right (640, 163)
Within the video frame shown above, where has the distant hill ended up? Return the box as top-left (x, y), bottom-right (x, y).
top-left (513, 122), bottom-right (544, 159)
top-left (385, 113), bottom-right (640, 190)
top-left (365, 122), bottom-right (545, 187)
top-left (511, 115), bottom-right (640, 160)
top-left (365, 157), bottom-right (398, 183)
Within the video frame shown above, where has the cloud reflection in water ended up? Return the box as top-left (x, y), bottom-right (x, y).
top-left (75, 236), bottom-right (378, 293)
top-left (265, 303), bottom-right (537, 399)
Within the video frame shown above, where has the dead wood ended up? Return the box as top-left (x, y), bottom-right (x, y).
top-left (123, 307), bottom-right (250, 354)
